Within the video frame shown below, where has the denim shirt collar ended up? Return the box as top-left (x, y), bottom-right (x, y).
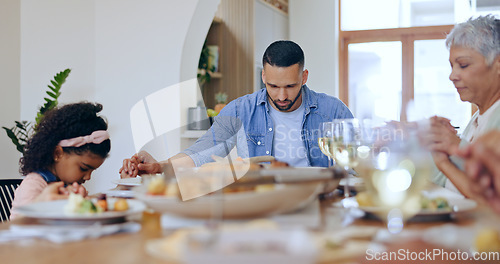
top-left (36, 169), bottom-right (58, 183)
top-left (257, 85), bottom-right (318, 113)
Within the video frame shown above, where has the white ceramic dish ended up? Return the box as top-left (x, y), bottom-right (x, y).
top-left (339, 176), bottom-right (365, 193)
top-left (16, 198), bottom-right (146, 223)
top-left (135, 182), bottom-right (325, 219)
top-left (103, 189), bottom-right (135, 198)
top-left (112, 177), bottom-right (142, 187)
top-left (259, 167), bottom-right (341, 193)
top-left (358, 197), bottom-right (477, 221)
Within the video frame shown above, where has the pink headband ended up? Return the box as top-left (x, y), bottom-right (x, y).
top-left (58, 130), bottom-right (110, 147)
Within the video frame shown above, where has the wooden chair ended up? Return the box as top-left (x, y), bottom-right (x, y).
top-left (0, 179), bottom-right (23, 222)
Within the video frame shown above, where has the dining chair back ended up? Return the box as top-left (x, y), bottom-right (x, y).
top-left (0, 179), bottom-right (23, 222)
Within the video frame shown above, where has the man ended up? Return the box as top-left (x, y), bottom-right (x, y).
top-left (120, 40), bottom-right (353, 177)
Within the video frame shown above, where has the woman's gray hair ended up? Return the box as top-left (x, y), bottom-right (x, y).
top-left (446, 15), bottom-right (500, 65)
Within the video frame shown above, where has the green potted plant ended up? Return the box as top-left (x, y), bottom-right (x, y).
top-left (197, 41), bottom-right (216, 91)
top-left (2, 69), bottom-right (71, 154)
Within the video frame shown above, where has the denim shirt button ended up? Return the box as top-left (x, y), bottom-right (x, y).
top-left (268, 127), bottom-right (273, 132)
top-left (257, 141), bottom-right (261, 145)
top-left (266, 151), bottom-right (270, 154)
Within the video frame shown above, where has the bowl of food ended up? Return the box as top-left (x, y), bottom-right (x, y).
top-left (134, 170), bottom-right (326, 219)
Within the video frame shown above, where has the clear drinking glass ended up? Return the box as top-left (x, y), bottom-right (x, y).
top-left (356, 125), bottom-right (432, 233)
top-left (330, 119), bottom-right (365, 199)
top-left (318, 122), bottom-right (335, 168)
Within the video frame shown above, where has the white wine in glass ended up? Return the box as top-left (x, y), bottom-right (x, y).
top-left (318, 122), bottom-right (335, 167)
top-left (331, 142), bottom-right (359, 168)
top-left (331, 119), bottom-right (364, 199)
top-left (357, 128), bottom-right (432, 233)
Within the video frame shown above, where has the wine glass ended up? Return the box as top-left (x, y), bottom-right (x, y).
top-left (356, 125), bottom-right (432, 233)
top-left (318, 122), bottom-right (335, 168)
top-left (330, 119), bottom-right (365, 199)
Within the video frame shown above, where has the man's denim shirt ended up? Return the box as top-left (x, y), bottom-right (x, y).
top-left (183, 85), bottom-right (353, 167)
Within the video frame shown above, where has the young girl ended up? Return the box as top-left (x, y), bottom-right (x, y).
top-left (10, 102), bottom-right (111, 220)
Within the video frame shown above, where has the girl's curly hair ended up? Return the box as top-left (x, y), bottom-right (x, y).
top-left (20, 102), bottom-right (111, 175)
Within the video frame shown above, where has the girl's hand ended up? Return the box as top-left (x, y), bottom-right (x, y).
top-left (34, 182), bottom-right (68, 202)
top-left (119, 151), bottom-right (160, 178)
top-left (119, 155), bottom-right (140, 178)
top-left (58, 182), bottom-right (88, 197)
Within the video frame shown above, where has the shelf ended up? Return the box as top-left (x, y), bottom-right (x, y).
top-left (210, 72), bottom-right (222, 78)
top-left (197, 69), bottom-right (222, 78)
top-left (258, 0), bottom-right (288, 15)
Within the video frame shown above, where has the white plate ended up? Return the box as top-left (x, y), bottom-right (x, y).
top-left (358, 197), bottom-right (477, 220)
top-left (16, 198), bottom-right (146, 222)
top-left (135, 182), bottom-right (325, 219)
top-left (260, 167), bottom-right (340, 194)
top-left (103, 189), bottom-right (135, 198)
top-left (112, 177), bottom-right (142, 187)
top-left (339, 176), bottom-right (365, 191)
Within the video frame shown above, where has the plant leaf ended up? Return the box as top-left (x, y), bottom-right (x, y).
top-left (3, 68), bottom-right (70, 153)
top-left (46, 91), bottom-right (56, 98)
top-left (2, 127), bottom-right (24, 153)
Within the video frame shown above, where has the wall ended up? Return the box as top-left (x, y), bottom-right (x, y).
top-left (289, 0), bottom-right (339, 97)
top-left (0, 0), bottom-right (220, 194)
top-left (0, 0), bottom-right (21, 178)
top-left (20, 0), bottom-right (96, 119)
top-left (254, 0), bottom-right (289, 91)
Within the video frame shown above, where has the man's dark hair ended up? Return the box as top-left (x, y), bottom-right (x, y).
top-left (262, 40), bottom-right (305, 68)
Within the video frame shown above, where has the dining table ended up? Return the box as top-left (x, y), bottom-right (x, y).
top-left (0, 182), bottom-right (499, 264)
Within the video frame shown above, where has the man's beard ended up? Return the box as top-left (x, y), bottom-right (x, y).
top-left (268, 90), bottom-right (302, 112)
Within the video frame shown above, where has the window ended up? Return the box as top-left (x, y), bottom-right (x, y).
top-left (339, 0), bottom-right (500, 127)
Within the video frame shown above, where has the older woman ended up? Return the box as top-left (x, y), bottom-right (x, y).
top-left (422, 15), bottom-right (500, 198)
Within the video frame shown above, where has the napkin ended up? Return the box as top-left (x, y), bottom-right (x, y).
top-left (0, 222), bottom-right (140, 244)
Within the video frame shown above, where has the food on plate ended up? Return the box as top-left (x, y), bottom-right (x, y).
top-left (200, 159), bottom-right (261, 172)
top-left (475, 228), bottom-right (500, 253)
top-left (164, 181), bottom-right (180, 197)
top-left (147, 175), bottom-right (167, 195)
top-left (114, 198), bottom-right (129, 211)
top-left (65, 193), bottom-right (104, 214)
top-left (64, 193), bottom-right (129, 214)
top-left (420, 197), bottom-right (451, 210)
top-left (146, 174), bottom-right (180, 197)
top-left (270, 160), bottom-right (289, 168)
top-left (96, 194), bottom-right (108, 211)
top-left (255, 184), bottom-right (275, 193)
top-left (221, 183), bottom-right (275, 194)
top-left (201, 156), bottom-right (289, 171)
